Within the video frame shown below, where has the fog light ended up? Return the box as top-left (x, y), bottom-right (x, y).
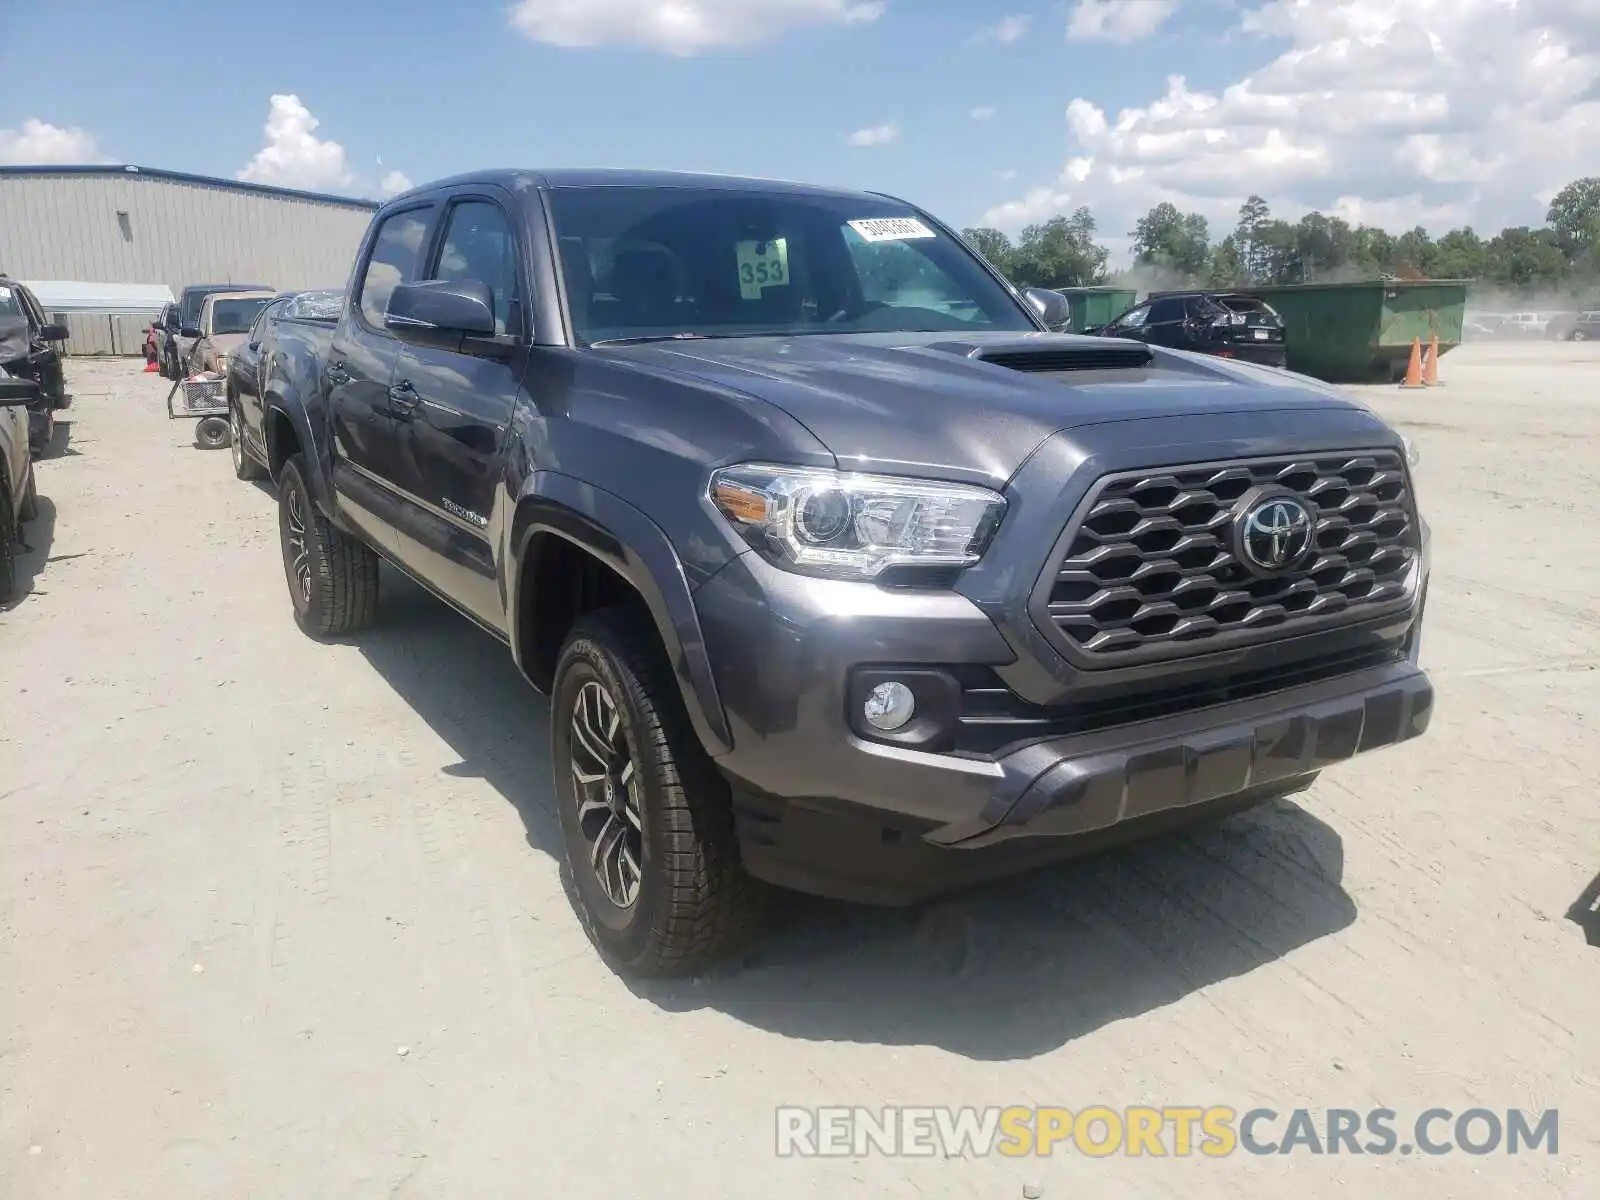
top-left (862, 681), bottom-right (915, 732)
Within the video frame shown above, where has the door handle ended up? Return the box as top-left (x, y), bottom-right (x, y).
top-left (325, 360), bottom-right (352, 386)
top-left (387, 379), bottom-right (420, 416)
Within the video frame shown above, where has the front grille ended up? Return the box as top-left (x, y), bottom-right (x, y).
top-left (952, 642), bottom-right (1403, 756)
top-left (1045, 451), bottom-right (1418, 661)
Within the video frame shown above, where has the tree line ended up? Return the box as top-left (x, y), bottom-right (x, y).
top-left (961, 176), bottom-right (1600, 301)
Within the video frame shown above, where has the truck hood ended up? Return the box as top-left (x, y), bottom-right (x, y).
top-left (598, 331), bottom-right (1379, 485)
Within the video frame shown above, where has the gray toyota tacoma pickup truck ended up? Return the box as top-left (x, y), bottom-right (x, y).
top-left (245, 169), bottom-right (1433, 977)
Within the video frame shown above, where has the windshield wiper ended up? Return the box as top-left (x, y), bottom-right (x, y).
top-left (588, 332), bottom-right (714, 347)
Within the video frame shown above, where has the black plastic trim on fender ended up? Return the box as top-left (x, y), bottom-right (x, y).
top-left (262, 400), bottom-right (339, 513)
top-left (508, 472), bottom-right (734, 758)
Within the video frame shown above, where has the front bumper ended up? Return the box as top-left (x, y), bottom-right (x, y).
top-left (695, 549), bottom-right (1432, 906)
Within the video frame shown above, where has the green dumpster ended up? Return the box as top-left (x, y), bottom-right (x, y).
top-left (1237, 280), bottom-right (1469, 383)
top-left (1054, 286), bottom-right (1138, 333)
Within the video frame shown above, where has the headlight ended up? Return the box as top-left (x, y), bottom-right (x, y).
top-left (709, 463), bottom-right (1006, 581)
top-left (1401, 434), bottom-right (1420, 468)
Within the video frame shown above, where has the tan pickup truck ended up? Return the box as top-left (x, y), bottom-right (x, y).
top-left (186, 290), bottom-right (276, 377)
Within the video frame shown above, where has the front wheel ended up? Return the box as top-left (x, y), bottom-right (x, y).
top-left (229, 400), bottom-right (265, 480)
top-left (277, 454), bottom-right (380, 637)
top-left (552, 608), bottom-right (763, 977)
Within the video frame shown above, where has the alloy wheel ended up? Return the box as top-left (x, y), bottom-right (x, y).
top-left (284, 481), bottom-right (313, 605)
top-left (229, 407), bottom-right (243, 472)
top-left (569, 679), bottom-right (644, 909)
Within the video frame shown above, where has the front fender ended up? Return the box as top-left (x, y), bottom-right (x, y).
top-left (508, 471), bottom-right (733, 758)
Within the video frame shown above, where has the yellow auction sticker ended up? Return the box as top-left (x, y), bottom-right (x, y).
top-left (737, 239), bottom-right (789, 300)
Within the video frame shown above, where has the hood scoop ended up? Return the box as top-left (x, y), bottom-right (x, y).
top-left (975, 344), bottom-right (1153, 373)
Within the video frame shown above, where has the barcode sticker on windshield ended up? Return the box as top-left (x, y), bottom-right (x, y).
top-left (848, 217), bottom-right (937, 243)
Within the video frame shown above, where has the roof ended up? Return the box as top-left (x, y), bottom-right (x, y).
top-left (0, 164), bottom-right (381, 210)
top-left (385, 167), bottom-right (903, 206)
top-left (14, 279), bottom-right (175, 314)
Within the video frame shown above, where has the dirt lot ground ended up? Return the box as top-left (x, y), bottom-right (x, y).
top-left (2, 343), bottom-right (1596, 1198)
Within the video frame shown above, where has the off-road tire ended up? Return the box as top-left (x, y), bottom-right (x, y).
top-left (18, 462), bottom-right (39, 523)
top-left (277, 454), bottom-right (379, 638)
top-left (553, 607), bottom-right (763, 977)
top-left (230, 400), bottom-right (266, 480)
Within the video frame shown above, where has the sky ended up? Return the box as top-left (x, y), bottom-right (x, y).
top-left (1, 0), bottom-right (1596, 262)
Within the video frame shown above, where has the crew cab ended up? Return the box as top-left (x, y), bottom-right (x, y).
top-left (245, 169), bottom-right (1433, 977)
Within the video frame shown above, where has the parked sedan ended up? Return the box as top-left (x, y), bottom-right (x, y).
top-left (1, 367), bottom-right (42, 600)
top-left (1090, 291), bottom-right (1289, 368)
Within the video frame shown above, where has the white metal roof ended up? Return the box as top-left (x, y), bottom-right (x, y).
top-left (20, 280), bottom-right (176, 314)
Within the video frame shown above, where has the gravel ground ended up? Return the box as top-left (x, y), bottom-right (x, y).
top-left (1, 342), bottom-right (1596, 1199)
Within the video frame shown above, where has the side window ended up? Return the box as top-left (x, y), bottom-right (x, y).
top-left (357, 206), bottom-right (434, 330)
top-left (249, 299), bottom-right (284, 342)
top-left (1147, 298), bottom-right (1184, 324)
top-left (843, 230), bottom-right (966, 312)
top-left (428, 200), bottom-right (519, 336)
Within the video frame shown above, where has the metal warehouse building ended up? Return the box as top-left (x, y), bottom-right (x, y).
top-left (0, 164), bottom-right (378, 353)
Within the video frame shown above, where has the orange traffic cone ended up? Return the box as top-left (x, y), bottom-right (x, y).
top-left (1399, 337), bottom-right (1425, 389)
top-left (143, 359), bottom-right (158, 373)
top-left (1422, 333), bottom-right (1442, 386)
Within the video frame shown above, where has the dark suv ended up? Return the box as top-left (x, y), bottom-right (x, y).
top-left (250, 170), bottom-right (1432, 977)
top-left (1092, 291), bottom-right (1289, 368)
top-left (0, 276), bottom-right (70, 456)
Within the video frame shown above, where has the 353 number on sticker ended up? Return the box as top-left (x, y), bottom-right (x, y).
top-left (737, 239), bottom-right (789, 300)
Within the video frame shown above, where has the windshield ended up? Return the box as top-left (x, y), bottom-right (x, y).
top-left (0, 284), bottom-right (24, 320)
top-left (210, 297), bottom-right (273, 335)
top-left (546, 186), bottom-right (1035, 344)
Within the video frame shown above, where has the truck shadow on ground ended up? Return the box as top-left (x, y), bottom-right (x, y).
top-left (5, 495), bottom-right (57, 610)
top-left (357, 567), bottom-right (1357, 1061)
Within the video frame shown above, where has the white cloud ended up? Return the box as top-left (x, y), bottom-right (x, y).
top-left (977, 14), bottom-right (1032, 44)
top-left (238, 94), bottom-right (355, 191)
top-left (0, 118), bottom-right (110, 164)
top-left (994, 169), bottom-right (1019, 182)
top-left (508, 0), bottom-right (885, 54)
top-left (986, 0), bottom-right (1600, 236)
top-left (847, 121), bottom-right (901, 147)
top-left (969, 105), bottom-right (998, 121)
top-left (1068, 0), bottom-right (1179, 43)
top-left (379, 169), bottom-right (414, 197)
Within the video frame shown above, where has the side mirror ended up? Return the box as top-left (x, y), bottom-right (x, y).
top-left (384, 279), bottom-right (502, 353)
top-left (180, 325), bottom-right (201, 338)
top-left (1023, 287), bottom-right (1070, 331)
top-left (41, 323), bottom-right (69, 341)
top-left (0, 376), bottom-right (42, 407)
